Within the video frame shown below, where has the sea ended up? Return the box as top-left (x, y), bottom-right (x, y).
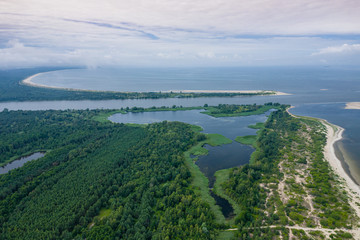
top-left (1, 66), bottom-right (360, 184)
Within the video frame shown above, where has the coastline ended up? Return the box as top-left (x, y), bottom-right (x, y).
top-left (321, 120), bottom-right (360, 236)
top-left (288, 107), bottom-right (360, 212)
top-left (21, 72), bottom-right (290, 96)
top-left (345, 102), bottom-right (360, 109)
top-left (165, 90), bottom-right (291, 96)
top-left (21, 72), bottom-right (113, 93)
top-left (288, 106), bottom-right (360, 236)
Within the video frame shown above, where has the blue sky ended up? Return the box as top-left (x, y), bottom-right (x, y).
top-left (0, 0), bottom-right (360, 68)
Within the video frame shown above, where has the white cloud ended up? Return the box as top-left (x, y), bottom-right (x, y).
top-left (312, 44), bottom-right (360, 55)
top-left (0, 0), bottom-right (360, 67)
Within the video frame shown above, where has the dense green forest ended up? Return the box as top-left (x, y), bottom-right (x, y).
top-left (1, 104), bottom-right (355, 239)
top-left (0, 109), bottom-right (219, 239)
top-left (0, 68), bottom-right (273, 102)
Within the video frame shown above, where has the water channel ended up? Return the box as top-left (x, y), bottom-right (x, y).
top-left (0, 152), bottom-right (46, 175)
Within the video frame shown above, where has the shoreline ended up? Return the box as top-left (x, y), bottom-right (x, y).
top-left (288, 106), bottom-right (360, 220)
top-left (322, 120), bottom-right (360, 193)
top-left (21, 72), bottom-right (290, 96)
top-left (321, 120), bottom-right (360, 236)
top-left (345, 102), bottom-right (360, 109)
top-left (165, 89), bottom-right (291, 96)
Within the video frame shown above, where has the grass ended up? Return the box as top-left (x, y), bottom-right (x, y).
top-left (235, 135), bottom-right (257, 146)
top-left (92, 110), bottom-right (125, 123)
top-left (88, 208), bottom-right (112, 229)
top-left (184, 147), bottom-right (225, 224)
top-left (190, 124), bottom-right (203, 132)
top-left (182, 127), bottom-right (233, 224)
top-left (216, 230), bottom-right (235, 240)
top-left (187, 134), bottom-right (232, 156)
top-left (248, 122), bottom-right (265, 129)
top-left (98, 208), bottom-right (112, 219)
top-left (207, 134), bottom-right (233, 146)
top-left (214, 169), bottom-right (242, 226)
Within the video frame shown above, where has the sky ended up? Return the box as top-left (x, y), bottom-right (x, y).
top-left (0, 0), bottom-right (360, 68)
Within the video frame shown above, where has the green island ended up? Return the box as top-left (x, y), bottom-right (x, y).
top-left (0, 69), bottom-right (277, 102)
top-left (0, 103), bottom-right (358, 239)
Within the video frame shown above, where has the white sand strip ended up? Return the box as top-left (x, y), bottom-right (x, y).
top-left (345, 102), bottom-right (360, 109)
top-left (22, 73), bottom-right (291, 96)
top-left (321, 120), bottom-right (360, 237)
top-left (165, 90), bottom-right (291, 95)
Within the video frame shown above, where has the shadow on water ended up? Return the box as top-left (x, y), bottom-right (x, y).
top-left (0, 152), bottom-right (45, 174)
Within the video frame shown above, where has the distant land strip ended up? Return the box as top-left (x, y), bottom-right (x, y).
top-left (165, 89), bottom-right (290, 95)
top-left (345, 102), bottom-right (360, 109)
top-left (22, 73), bottom-right (290, 96)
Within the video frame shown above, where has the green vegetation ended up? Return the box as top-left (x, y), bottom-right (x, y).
top-left (202, 102), bottom-right (284, 117)
top-left (235, 135), bottom-right (257, 146)
top-left (0, 68), bottom-right (274, 102)
top-left (248, 122), bottom-right (265, 129)
top-left (184, 149), bottom-right (225, 225)
top-left (215, 106), bottom-right (356, 239)
top-left (1, 103), bottom-right (356, 239)
top-left (213, 169), bottom-right (242, 223)
top-left (183, 132), bottom-right (232, 224)
top-left (216, 230), bottom-right (235, 240)
top-left (0, 109), bottom-right (219, 239)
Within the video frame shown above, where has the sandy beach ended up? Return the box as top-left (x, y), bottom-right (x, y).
top-left (165, 90), bottom-right (291, 95)
top-left (345, 102), bottom-right (360, 109)
top-left (288, 106), bottom-right (360, 236)
top-left (22, 72), bottom-right (94, 92)
top-left (322, 120), bottom-right (360, 237)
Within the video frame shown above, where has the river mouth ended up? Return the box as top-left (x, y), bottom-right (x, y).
top-left (0, 152), bottom-right (46, 174)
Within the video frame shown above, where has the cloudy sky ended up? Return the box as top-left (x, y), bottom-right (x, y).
top-left (0, 0), bottom-right (360, 68)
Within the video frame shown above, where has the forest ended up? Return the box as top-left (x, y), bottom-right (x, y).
top-left (0, 109), bottom-right (218, 239)
top-left (1, 104), bottom-right (354, 239)
top-left (0, 68), bottom-right (272, 102)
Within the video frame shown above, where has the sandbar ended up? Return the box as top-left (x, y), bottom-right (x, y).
top-left (165, 90), bottom-right (291, 95)
top-left (345, 102), bottom-right (360, 110)
top-left (22, 72), bottom-right (291, 96)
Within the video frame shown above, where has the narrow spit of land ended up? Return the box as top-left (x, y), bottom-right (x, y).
top-left (216, 106), bottom-right (359, 239)
top-left (21, 72), bottom-right (289, 96)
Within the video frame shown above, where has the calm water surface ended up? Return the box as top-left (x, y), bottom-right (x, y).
top-left (110, 109), bottom-right (272, 217)
top-left (0, 152), bottom-right (45, 174)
